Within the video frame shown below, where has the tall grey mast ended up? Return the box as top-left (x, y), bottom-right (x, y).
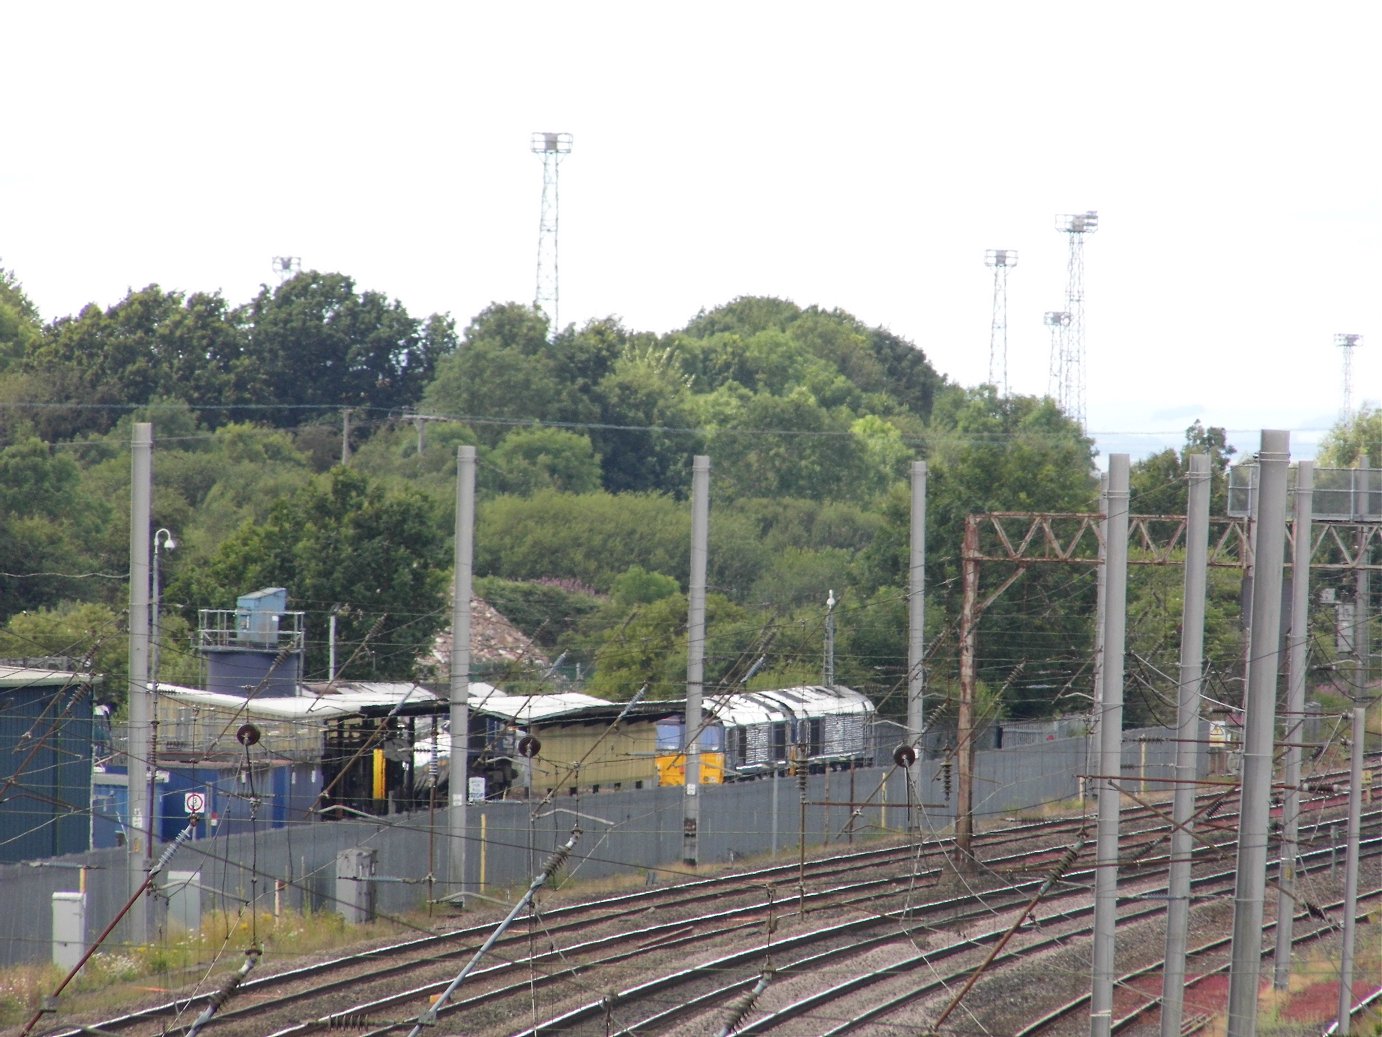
top-left (531, 131), bottom-right (572, 335)
top-left (985, 250), bottom-right (1017, 396)
top-left (449, 445), bottom-right (476, 902)
top-left (1051, 210), bottom-right (1097, 429)
top-left (126, 422), bottom-right (153, 945)
top-left (1160, 452), bottom-right (1211, 1037)
top-left (683, 456), bottom-right (709, 866)
top-left (1089, 453), bottom-right (1129, 1037)
top-left (1226, 429), bottom-right (1291, 1037)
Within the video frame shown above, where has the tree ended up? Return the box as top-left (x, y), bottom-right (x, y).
top-left (1317, 405), bottom-right (1381, 468)
top-left (422, 303), bottom-right (567, 445)
top-left (0, 603), bottom-right (129, 703)
top-left (237, 271), bottom-right (456, 426)
top-left (475, 490), bottom-right (690, 592)
top-left (168, 467), bottom-right (448, 681)
top-left (852, 390), bottom-right (1099, 719)
top-left (23, 286), bottom-right (243, 438)
top-left (610, 565), bottom-right (680, 607)
top-left (0, 438), bottom-right (103, 618)
top-left (706, 387), bottom-right (864, 502)
top-left (584, 592), bottom-right (754, 700)
top-left (592, 346), bottom-right (699, 495)
top-left (0, 264), bottom-right (41, 375)
top-left (1129, 421), bottom-right (1237, 517)
top-left (488, 427), bottom-right (602, 495)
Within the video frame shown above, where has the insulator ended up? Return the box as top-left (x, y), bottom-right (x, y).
top-left (543, 842), bottom-right (573, 879)
top-left (326, 1014), bottom-right (374, 1029)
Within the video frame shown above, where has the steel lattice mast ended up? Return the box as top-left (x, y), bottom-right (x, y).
top-left (531, 131), bottom-right (572, 335)
top-left (1051, 210), bottom-right (1098, 428)
top-left (985, 249), bottom-right (1017, 396)
top-left (1335, 332), bottom-right (1362, 418)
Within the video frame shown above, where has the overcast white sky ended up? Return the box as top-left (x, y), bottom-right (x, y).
top-left (6, 3), bottom-right (1378, 465)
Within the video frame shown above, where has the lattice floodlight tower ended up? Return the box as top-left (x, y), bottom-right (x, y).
top-left (531, 131), bottom-right (573, 336)
top-left (985, 249), bottom-right (1018, 396)
top-left (1335, 332), bottom-right (1362, 418)
top-left (1044, 309), bottom-right (1071, 403)
top-left (272, 256), bottom-right (301, 283)
top-left (1051, 210), bottom-right (1098, 429)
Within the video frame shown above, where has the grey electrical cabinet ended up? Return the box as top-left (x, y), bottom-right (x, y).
top-left (335, 847), bottom-right (377, 924)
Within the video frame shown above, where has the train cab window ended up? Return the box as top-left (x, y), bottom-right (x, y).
top-left (771, 722), bottom-right (788, 763)
top-left (699, 724), bottom-right (724, 751)
top-left (728, 727), bottom-right (747, 765)
top-left (656, 720), bottom-right (683, 752)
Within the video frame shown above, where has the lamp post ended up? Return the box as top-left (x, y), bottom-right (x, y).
top-left (147, 528), bottom-right (175, 854)
top-left (150, 529), bottom-right (176, 691)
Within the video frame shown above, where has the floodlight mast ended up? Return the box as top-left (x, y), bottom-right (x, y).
top-left (272, 256), bottom-right (301, 283)
top-left (1044, 309), bottom-right (1071, 410)
top-left (1334, 332), bottom-right (1362, 418)
top-left (985, 250), bottom-right (1018, 397)
top-left (1051, 211), bottom-right (1098, 430)
top-left (531, 131), bottom-right (573, 337)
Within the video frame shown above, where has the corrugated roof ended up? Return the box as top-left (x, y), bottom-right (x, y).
top-left (0, 667), bottom-right (97, 688)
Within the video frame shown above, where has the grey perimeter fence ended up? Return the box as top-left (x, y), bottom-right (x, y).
top-left (0, 724), bottom-right (1188, 968)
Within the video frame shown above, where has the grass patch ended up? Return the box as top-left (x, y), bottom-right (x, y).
top-left (0, 907), bottom-right (417, 1028)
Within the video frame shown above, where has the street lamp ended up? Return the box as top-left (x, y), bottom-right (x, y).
top-left (151, 529), bottom-right (176, 690)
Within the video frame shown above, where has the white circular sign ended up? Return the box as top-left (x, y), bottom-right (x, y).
top-left (184, 792), bottom-right (206, 814)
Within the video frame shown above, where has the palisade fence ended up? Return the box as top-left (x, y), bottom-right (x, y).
top-left (0, 724), bottom-right (1184, 968)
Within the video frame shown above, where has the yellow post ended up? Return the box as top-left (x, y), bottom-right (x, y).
top-left (372, 748), bottom-right (386, 803)
top-left (479, 814), bottom-right (487, 892)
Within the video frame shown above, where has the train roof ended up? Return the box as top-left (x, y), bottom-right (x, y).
top-left (707, 685), bottom-right (875, 725)
top-left (155, 683), bottom-right (874, 729)
top-left (155, 682), bottom-right (449, 720)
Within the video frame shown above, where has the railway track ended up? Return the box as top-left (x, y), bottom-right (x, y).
top-left (36, 788), bottom-right (1377, 1037)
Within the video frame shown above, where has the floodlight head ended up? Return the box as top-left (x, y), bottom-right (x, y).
top-left (985, 249), bottom-right (1018, 268)
top-left (531, 131), bottom-right (573, 155)
top-left (1044, 311), bottom-right (1071, 327)
top-left (1056, 211), bottom-right (1099, 234)
top-left (1334, 332), bottom-right (1362, 348)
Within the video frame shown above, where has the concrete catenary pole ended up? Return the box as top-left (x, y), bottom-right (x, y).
top-left (956, 514), bottom-right (979, 865)
top-left (1089, 470), bottom-right (1108, 799)
top-left (907, 461), bottom-right (927, 821)
top-left (1335, 703), bottom-right (1366, 1037)
top-left (449, 445), bottom-right (476, 901)
top-left (1226, 429), bottom-right (1291, 1037)
top-left (1274, 460), bottom-right (1314, 986)
top-left (1089, 453), bottom-right (1129, 1037)
top-left (684, 456), bottom-right (710, 866)
top-left (126, 422), bottom-right (153, 945)
top-left (1160, 452), bottom-right (1212, 1037)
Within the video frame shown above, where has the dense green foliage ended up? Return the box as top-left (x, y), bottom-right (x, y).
top-left (1317, 405), bottom-right (1381, 468)
top-left (167, 467), bottom-right (449, 682)
top-left (0, 260), bottom-right (1294, 721)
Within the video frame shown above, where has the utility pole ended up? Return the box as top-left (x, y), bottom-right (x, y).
top-left (956, 515), bottom-right (980, 867)
top-left (126, 423), bottom-right (153, 945)
top-left (1226, 429), bottom-right (1291, 1037)
top-left (1274, 460), bottom-right (1314, 987)
top-left (907, 461), bottom-right (927, 827)
top-left (683, 456), bottom-right (709, 866)
top-left (449, 445), bottom-right (475, 903)
top-left (1090, 454), bottom-right (1130, 1037)
top-left (1335, 703), bottom-right (1366, 1037)
top-left (1161, 452), bottom-right (1212, 1037)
